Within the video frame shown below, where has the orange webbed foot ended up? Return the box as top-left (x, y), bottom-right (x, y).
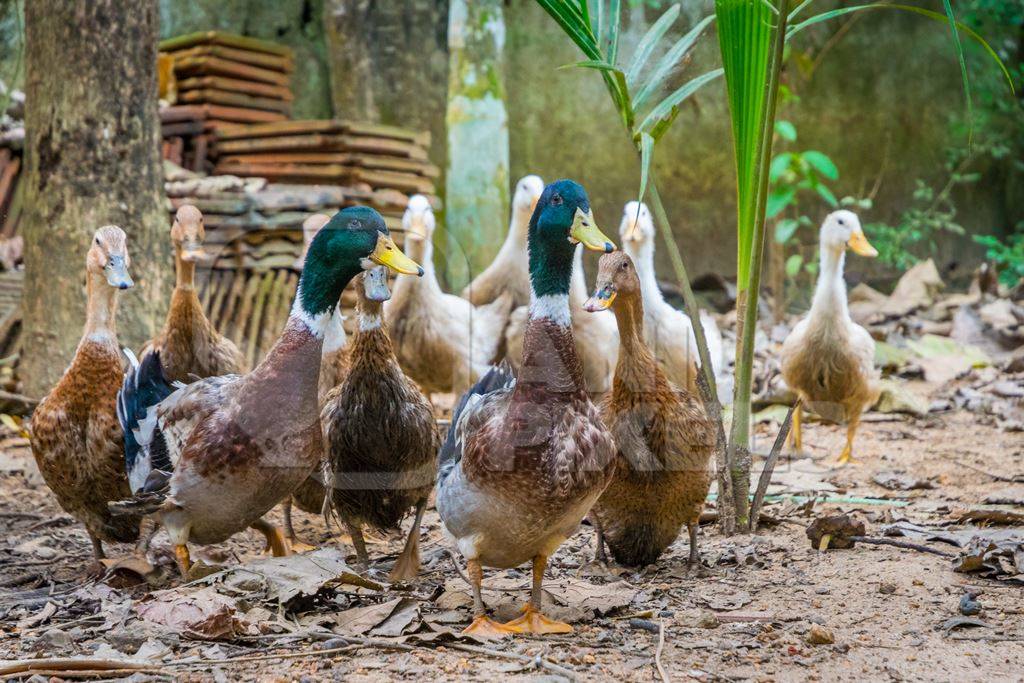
top-left (462, 615), bottom-right (516, 639)
top-left (502, 604), bottom-right (573, 635)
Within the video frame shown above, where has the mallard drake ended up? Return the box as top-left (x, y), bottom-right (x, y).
top-left (780, 210), bottom-right (881, 464)
top-left (619, 202), bottom-right (724, 391)
top-left (461, 175), bottom-right (545, 308)
top-left (31, 226), bottom-right (138, 560)
top-left (322, 266), bottom-right (438, 581)
top-left (437, 179), bottom-right (618, 638)
top-left (385, 195), bottom-right (513, 395)
top-left (281, 213), bottom-right (350, 550)
top-left (583, 252), bottom-right (715, 567)
top-left (503, 245), bottom-right (619, 396)
top-left (144, 204), bottom-right (246, 383)
top-left (114, 207), bottom-right (423, 575)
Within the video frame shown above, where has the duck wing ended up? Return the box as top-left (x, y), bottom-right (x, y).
top-left (438, 360), bottom-right (515, 483)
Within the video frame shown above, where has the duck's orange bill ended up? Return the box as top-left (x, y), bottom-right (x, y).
top-left (847, 230), bottom-right (878, 258)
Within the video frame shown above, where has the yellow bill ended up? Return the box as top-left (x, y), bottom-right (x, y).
top-left (570, 207), bottom-right (616, 253)
top-left (371, 233), bottom-right (424, 276)
top-left (847, 229), bottom-right (878, 258)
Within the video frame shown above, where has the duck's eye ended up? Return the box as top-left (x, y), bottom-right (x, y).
top-left (550, 193), bottom-right (563, 206)
top-left (837, 218), bottom-right (845, 226)
top-left (620, 262), bottom-right (629, 271)
top-left (95, 238), bottom-right (101, 246)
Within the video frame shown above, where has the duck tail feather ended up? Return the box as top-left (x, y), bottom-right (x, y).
top-left (439, 360), bottom-right (515, 473)
top-left (117, 351), bottom-right (175, 493)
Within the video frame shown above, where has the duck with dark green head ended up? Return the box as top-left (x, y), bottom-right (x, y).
top-left (436, 179), bottom-right (618, 638)
top-left (114, 206), bottom-right (422, 577)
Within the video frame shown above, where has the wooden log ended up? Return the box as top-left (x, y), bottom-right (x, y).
top-left (350, 168), bottom-right (435, 194)
top-left (249, 184), bottom-right (348, 211)
top-left (214, 161), bottom-right (352, 181)
top-left (192, 134), bottom-right (209, 174)
top-left (172, 55), bottom-right (290, 86)
top-left (178, 89), bottom-right (291, 115)
top-left (177, 75), bottom-right (293, 100)
top-left (161, 104), bottom-right (285, 124)
top-left (214, 133), bottom-right (426, 159)
top-left (159, 31), bottom-right (293, 58)
top-left (214, 119), bottom-right (348, 140)
top-left (217, 152), bottom-right (439, 178)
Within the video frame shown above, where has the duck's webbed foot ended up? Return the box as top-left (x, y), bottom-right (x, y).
top-left (251, 518), bottom-right (291, 557)
top-left (503, 555), bottom-right (573, 635)
top-left (463, 615), bottom-right (518, 639)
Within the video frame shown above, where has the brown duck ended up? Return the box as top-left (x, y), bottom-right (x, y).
top-left (584, 251), bottom-right (715, 567)
top-left (31, 226), bottom-right (138, 560)
top-left (322, 266), bottom-right (438, 581)
top-left (144, 204), bottom-right (245, 383)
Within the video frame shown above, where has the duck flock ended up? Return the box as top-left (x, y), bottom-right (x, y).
top-left (29, 176), bottom-right (880, 638)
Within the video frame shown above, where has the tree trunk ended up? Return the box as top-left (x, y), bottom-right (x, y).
top-left (21, 0), bottom-right (171, 397)
top-left (322, 0), bottom-right (448, 161)
top-left (444, 0), bottom-right (509, 290)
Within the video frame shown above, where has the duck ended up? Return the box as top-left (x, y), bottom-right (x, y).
top-left (780, 210), bottom-right (881, 465)
top-left (503, 245), bottom-right (619, 395)
top-left (461, 174), bottom-right (545, 308)
top-left (143, 204), bottom-right (246, 383)
top-left (322, 266), bottom-right (438, 581)
top-left (281, 213), bottom-right (351, 550)
top-left (583, 252), bottom-right (715, 567)
top-left (436, 179), bottom-right (618, 638)
top-left (385, 195), bottom-right (513, 396)
top-left (618, 201), bottom-right (724, 392)
top-left (113, 207), bottom-right (423, 575)
top-left (30, 226), bottom-right (138, 560)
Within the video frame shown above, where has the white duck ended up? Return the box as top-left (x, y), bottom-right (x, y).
top-left (780, 210), bottom-right (880, 464)
top-left (619, 201), bottom-right (724, 393)
top-left (461, 175), bottom-right (545, 309)
top-left (386, 195), bottom-right (513, 395)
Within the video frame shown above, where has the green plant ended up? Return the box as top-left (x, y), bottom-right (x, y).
top-left (537, 0), bottom-right (1009, 534)
top-left (974, 232), bottom-right (1024, 286)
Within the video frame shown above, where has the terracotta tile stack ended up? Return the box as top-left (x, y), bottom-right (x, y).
top-left (159, 31), bottom-right (293, 174)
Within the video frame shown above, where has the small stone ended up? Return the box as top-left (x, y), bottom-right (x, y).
top-left (319, 638), bottom-right (349, 650)
top-left (878, 582), bottom-right (897, 595)
top-left (698, 613), bottom-right (721, 629)
top-left (806, 624), bottom-right (835, 646)
top-left (37, 628), bottom-right (72, 650)
top-left (815, 587), bottom-right (830, 595)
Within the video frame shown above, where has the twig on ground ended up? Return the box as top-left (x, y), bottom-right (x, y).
top-left (655, 620), bottom-right (670, 683)
top-left (954, 460), bottom-right (1024, 483)
top-left (0, 659), bottom-right (155, 678)
top-left (447, 641), bottom-right (578, 680)
top-left (849, 536), bottom-right (953, 558)
top-left (749, 398), bottom-right (800, 531)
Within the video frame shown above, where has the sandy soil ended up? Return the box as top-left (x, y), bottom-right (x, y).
top-left (0, 403), bottom-right (1022, 681)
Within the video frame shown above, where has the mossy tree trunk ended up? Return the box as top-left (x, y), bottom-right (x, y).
top-left (444, 0), bottom-right (509, 290)
top-left (21, 0), bottom-right (171, 397)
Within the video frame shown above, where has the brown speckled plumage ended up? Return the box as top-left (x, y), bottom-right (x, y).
top-left (31, 226), bottom-right (139, 558)
top-left (587, 253), bottom-right (714, 567)
top-left (323, 276), bottom-right (437, 535)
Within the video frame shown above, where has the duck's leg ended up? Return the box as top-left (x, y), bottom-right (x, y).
top-left (251, 518), bottom-right (290, 557)
top-left (592, 516), bottom-right (608, 564)
top-left (503, 555), bottom-right (573, 634)
top-left (134, 517), bottom-right (160, 555)
top-left (836, 412), bottom-right (862, 465)
top-left (174, 544), bottom-right (192, 576)
top-left (789, 403), bottom-right (803, 452)
top-left (89, 533), bottom-right (105, 561)
top-left (281, 498), bottom-right (316, 553)
top-left (388, 497), bottom-right (426, 582)
top-left (461, 558), bottom-right (514, 638)
top-left (687, 523), bottom-right (700, 567)
top-left (343, 517), bottom-right (370, 571)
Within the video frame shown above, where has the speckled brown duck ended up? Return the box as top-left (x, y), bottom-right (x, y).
top-left (781, 210), bottom-right (881, 465)
top-left (436, 179), bottom-right (618, 639)
top-left (113, 207), bottom-right (423, 576)
top-left (31, 226), bottom-right (138, 560)
top-left (143, 204), bottom-right (245, 384)
top-left (583, 251), bottom-right (715, 568)
top-left (321, 266), bottom-right (438, 581)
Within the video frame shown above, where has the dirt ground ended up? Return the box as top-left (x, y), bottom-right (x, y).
top-left (0, 386), bottom-right (1021, 681)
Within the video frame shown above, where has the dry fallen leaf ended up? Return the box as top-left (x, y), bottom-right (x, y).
top-left (136, 587), bottom-right (244, 640)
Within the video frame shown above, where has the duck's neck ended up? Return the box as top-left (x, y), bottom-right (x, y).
top-left (626, 239), bottom-right (664, 307)
top-left (810, 244), bottom-right (849, 321)
top-left (496, 207), bottom-right (531, 262)
top-left (611, 292), bottom-right (661, 396)
top-left (351, 296), bottom-right (396, 363)
top-left (391, 236), bottom-right (443, 303)
top-left (519, 238), bottom-right (585, 395)
top-left (175, 249), bottom-right (196, 290)
top-left (82, 273), bottom-right (118, 346)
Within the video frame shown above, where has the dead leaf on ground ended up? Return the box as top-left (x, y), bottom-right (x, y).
top-left (219, 547), bottom-right (380, 604)
top-left (697, 588), bottom-right (752, 611)
top-left (544, 578), bottom-right (639, 617)
top-left (940, 616), bottom-right (994, 632)
top-left (136, 586), bottom-right (248, 640)
top-left (806, 514), bottom-right (866, 550)
top-left (953, 537), bottom-right (1024, 583)
top-left (872, 470), bottom-right (935, 491)
top-left (954, 507), bottom-right (1024, 526)
top-left (880, 259), bottom-right (944, 317)
top-left (334, 597), bottom-right (420, 637)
